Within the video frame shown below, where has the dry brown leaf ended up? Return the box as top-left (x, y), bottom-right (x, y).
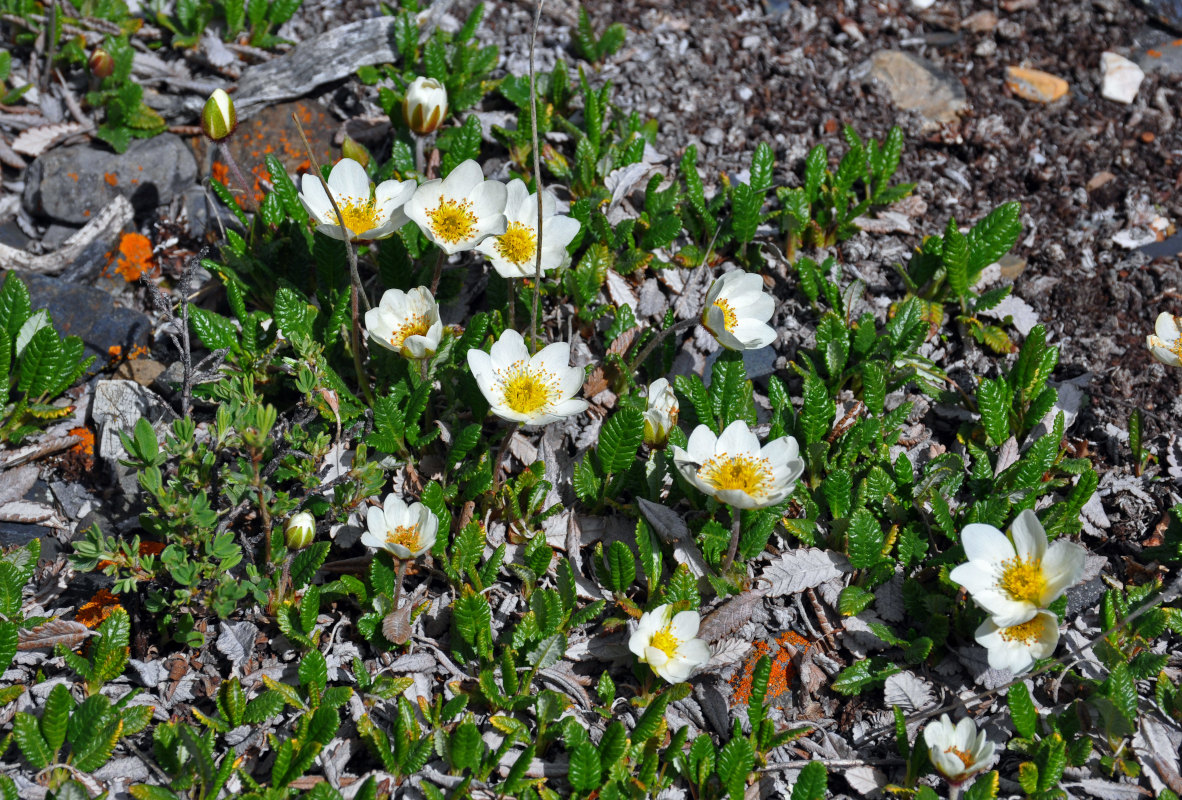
top-left (11, 121), bottom-right (87, 157)
top-left (698, 589), bottom-right (765, 642)
top-left (0, 134), bottom-right (26, 168)
top-left (18, 618), bottom-right (95, 650)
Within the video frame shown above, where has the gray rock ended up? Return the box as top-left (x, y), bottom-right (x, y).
top-left (40, 224), bottom-right (81, 251)
top-left (862, 50), bottom-right (968, 128)
top-left (702, 126), bottom-right (726, 146)
top-left (1134, 26), bottom-right (1182, 75)
top-left (91, 380), bottom-right (177, 464)
top-left (22, 134), bottom-right (198, 224)
top-left (20, 271), bottom-right (151, 367)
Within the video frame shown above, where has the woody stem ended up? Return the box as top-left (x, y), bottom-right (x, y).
top-left (430, 249), bottom-right (445, 295)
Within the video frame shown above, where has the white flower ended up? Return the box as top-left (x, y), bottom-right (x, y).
top-left (284, 511), bottom-right (315, 550)
top-left (299, 158), bottom-right (416, 242)
top-left (475, 179), bottom-right (581, 278)
top-left (700, 270), bottom-right (777, 351)
top-left (361, 494), bottom-right (439, 559)
top-left (949, 509), bottom-right (1085, 627)
top-left (405, 160), bottom-right (508, 255)
top-left (466, 329), bottom-right (588, 426)
top-left (1147, 311), bottom-right (1182, 367)
top-left (628, 604), bottom-right (710, 684)
top-left (365, 286), bottom-right (443, 359)
top-left (643, 378), bottom-right (679, 447)
top-left (923, 714), bottom-right (995, 782)
top-left (670, 420), bottom-right (804, 509)
top-left (403, 76), bottom-right (448, 135)
top-left (974, 610), bottom-right (1061, 675)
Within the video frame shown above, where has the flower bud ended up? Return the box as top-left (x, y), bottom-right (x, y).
top-left (643, 378), bottom-right (679, 448)
top-left (341, 135), bottom-right (370, 168)
top-left (201, 88), bottom-right (237, 142)
top-left (284, 511), bottom-right (315, 550)
top-left (402, 77), bottom-right (448, 135)
top-left (89, 48), bottom-right (114, 79)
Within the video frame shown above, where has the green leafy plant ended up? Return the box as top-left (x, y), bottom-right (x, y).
top-left (571, 3), bottom-right (626, 65)
top-left (0, 273), bottom-right (94, 444)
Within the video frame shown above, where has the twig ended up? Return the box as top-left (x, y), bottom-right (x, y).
top-left (759, 757), bottom-right (905, 773)
top-left (291, 112), bottom-right (375, 408)
top-left (721, 507), bottom-right (742, 574)
top-left (492, 423), bottom-right (520, 490)
top-left (627, 316), bottom-right (697, 375)
top-left (39, 0), bottom-right (57, 94)
top-left (429, 248), bottom-right (445, 295)
top-left (528, 0), bottom-right (545, 353)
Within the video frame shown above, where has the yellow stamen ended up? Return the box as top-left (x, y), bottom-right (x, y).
top-left (650, 627), bottom-right (680, 659)
top-left (998, 557), bottom-right (1046, 605)
top-left (944, 746), bottom-right (975, 769)
top-left (1000, 617), bottom-right (1043, 645)
top-left (713, 299), bottom-right (739, 332)
top-left (499, 363), bottom-right (556, 415)
top-left (335, 196), bottom-right (382, 237)
top-left (426, 198), bottom-right (477, 244)
top-left (494, 222), bottom-right (538, 265)
top-left (699, 453), bottom-right (772, 497)
top-left (386, 525), bottom-right (419, 550)
top-left (389, 313), bottom-right (431, 350)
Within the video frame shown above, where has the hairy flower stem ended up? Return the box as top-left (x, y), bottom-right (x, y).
top-left (528, 0), bottom-right (545, 353)
top-left (507, 280), bottom-right (517, 330)
top-left (722, 507), bottom-right (742, 574)
top-left (218, 144), bottom-right (259, 213)
top-left (430, 249), bottom-right (445, 295)
top-left (390, 557), bottom-right (409, 611)
top-left (492, 423), bottom-right (520, 491)
top-left (291, 114), bottom-right (375, 407)
top-left (628, 317), bottom-right (698, 375)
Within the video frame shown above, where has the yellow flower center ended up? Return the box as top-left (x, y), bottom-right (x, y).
top-left (389, 314), bottom-right (431, 351)
top-left (426, 198), bottom-right (477, 244)
top-left (386, 525), bottom-right (419, 550)
top-left (712, 299), bottom-right (739, 332)
top-left (1000, 617), bottom-right (1043, 645)
top-left (650, 627), bottom-right (680, 659)
top-left (698, 453), bottom-right (772, 497)
top-left (944, 746), bottom-right (975, 769)
top-left (500, 365), bottom-right (556, 415)
top-left (998, 557), bottom-right (1046, 605)
top-left (336, 196), bottom-right (382, 237)
top-left (494, 222), bottom-right (538, 266)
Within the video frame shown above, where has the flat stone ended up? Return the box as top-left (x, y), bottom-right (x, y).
top-left (17, 271), bottom-right (151, 367)
top-left (23, 134), bottom-right (198, 224)
top-left (1137, 0), bottom-right (1182, 32)
top-left (188, 100), bottom-right (336, 215)
top-left (91, 380), bottom-right (177, 463)
top-left (962, 10), bottom-right (998, 32)
top-left (866, 50), bottom-right (968, 127)
top-left (40, 224), bottom-right (80, 251)
top-left (1101, 52), bottom-right (1145, 104)
top-left (1005, 66), bottom-right (1069, 103)
top-left (1133, 26), bottom-right (1182, 76)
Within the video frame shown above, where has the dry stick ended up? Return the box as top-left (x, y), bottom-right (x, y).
top-left (291, 114), bottom-right (375, 408)
top-left (852, 571), bottom-right (1182, 749)
top-left (527, 0), bottom-right (545, 353)
top-left (39, 0), bottom-right (56, 94)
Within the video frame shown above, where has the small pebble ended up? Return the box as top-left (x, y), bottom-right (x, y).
top-left (1005, 66), bottom-right (1069, 103)
top-left (1100, 51), bottom-right (1145, 104)
top-left (974, 38), bottom-right (998, 58)
top-left (995, 19), bottom-right (1023, 40)
top-left (962, 10), bottom-right (998, 32)
top-left (702, 126), bottom-right (725, 146)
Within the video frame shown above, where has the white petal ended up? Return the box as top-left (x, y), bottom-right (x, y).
top-left (544, 215), bottom-right (582, 250)
top-left (628, 628), bottom-right (650, 659)
top-left (441, 159), bottom-right (484, 197)
top-left (684, 424), bottom-right (719, 463)
top-left (327, 158), bottom-right (371, 199)
top-left (299, 174), bottom-right (333, 220)
top-left (949, 562), bottom-right (997, 596)
top-left (960, 523), bottom-right (1015, 564)
top-left (1009, 509), bottom-right (1047, 562)
top-left (1148, 339), bottom-right (1182, 367)
top-left (375, 178), bottom-right (416, 208)
top-left (1156, 311), bottom-right (1180, 342)
top-left (644, 645), bottom-right (670, 669)
top-left (548, 398), bottom-right (589, 419)
top-left (489, 329), bottom-right (530, 370)
top-left (531, 340), bottom-right (573, 376)
top-left (503, 179), bottom-right (530, 219)
top-left (366, 506), bottom-right (387, 542)
top-left (668, 610), bottom-right (701, 640)
top-left (730, 319), bottom-right (777, 349)
top-left (715, 420), bottom-right (760, 456)
top-left (467, 349), bottom-right (498, 401)
top-left (1040, 540), bottom-right (1086, 602)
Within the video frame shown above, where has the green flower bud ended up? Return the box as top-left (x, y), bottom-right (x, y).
top-left (202, 88), bottom-right (237, 142)
top-left (284, 511), bottom-right (315, 550)
top-left (402, 76), bottom-right (448, 135)
top-left (341, 135), bottom-right (370, 168)
top-left (89, 48), bottom-right (114, 79)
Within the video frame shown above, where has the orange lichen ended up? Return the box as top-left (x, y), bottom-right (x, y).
top-left (76, 588), bottom-right (122, 627)
top-left (112, 232), bottom-right (156, 282)
top-left (211, 161), bottom-right (231, 186)
top-left (69, 426), bottom-right (95, 457)
top-left (107, 345), bottom-right (122, 360)
top-left (1148, 49), bottom-right (1162, 58)
top-left (128, 344), bottom-right (150, 360)
top-left (729, 630), bottom-right (812, 708)
top-left (97, 540), bottom-right (166, 571)
top-left (103, 172), bottom-right (118, 186)
top-left (67, 172), bottom-right (78, 182)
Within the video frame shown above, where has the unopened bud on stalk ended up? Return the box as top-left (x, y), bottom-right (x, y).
top-left (341, 135), bottom-right (370, 168)
top-left (284, 511), bottom-right (315, 550)
top-left (89, 48), bottom-right (114, 79)
top-left (201, 88), bottom-right (237, 142)
top-left (402, 76), bottom-right (448, 135)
